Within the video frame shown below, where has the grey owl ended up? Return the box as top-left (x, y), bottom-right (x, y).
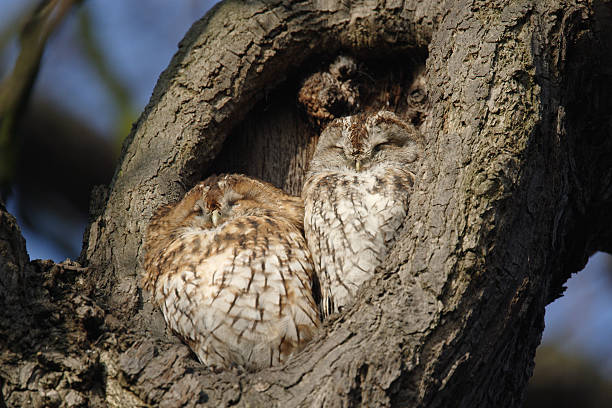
top-left (142, 174), bottom-right (320, 371)
top-left (302, 111), bottom-right (421, 317)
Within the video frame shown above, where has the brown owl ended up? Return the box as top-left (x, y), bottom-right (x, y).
top-left (142, 174), bottom-right (320, 370)
top-left (302, 111), bottom-right (421, 317)
top-left (298, 55), bottom-right (360, 127)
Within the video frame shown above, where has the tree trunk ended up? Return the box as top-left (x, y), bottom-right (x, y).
top-left (2, 0), bottom-right (612, 407)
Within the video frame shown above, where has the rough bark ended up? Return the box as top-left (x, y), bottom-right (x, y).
top-left (2, 0), bottom-right (612, 407)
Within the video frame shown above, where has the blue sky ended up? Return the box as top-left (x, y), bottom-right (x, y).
top-left (2, 0), bottom-right (611, 380)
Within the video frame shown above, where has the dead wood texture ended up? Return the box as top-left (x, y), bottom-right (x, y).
top-left (2, 0), bottom-right (612, 407)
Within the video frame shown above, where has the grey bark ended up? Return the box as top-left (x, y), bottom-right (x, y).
top-left (2, 0), bottom-right (612, 407)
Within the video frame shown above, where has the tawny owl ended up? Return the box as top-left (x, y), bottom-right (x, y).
top-left (142, 174), bottom-right (320, 370)
top-left (302, 110), bottom-right (421, 317)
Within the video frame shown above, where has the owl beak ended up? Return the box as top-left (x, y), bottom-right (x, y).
top-left (355, 159), bottom-right (361, 172)
top-left (211, 209), bottom-right (221, 226)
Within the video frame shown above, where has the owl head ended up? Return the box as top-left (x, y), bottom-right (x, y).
top-left (183, 174), bottom-right (304, 230)
top-left (307, 110), bottom-right (422, 175)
